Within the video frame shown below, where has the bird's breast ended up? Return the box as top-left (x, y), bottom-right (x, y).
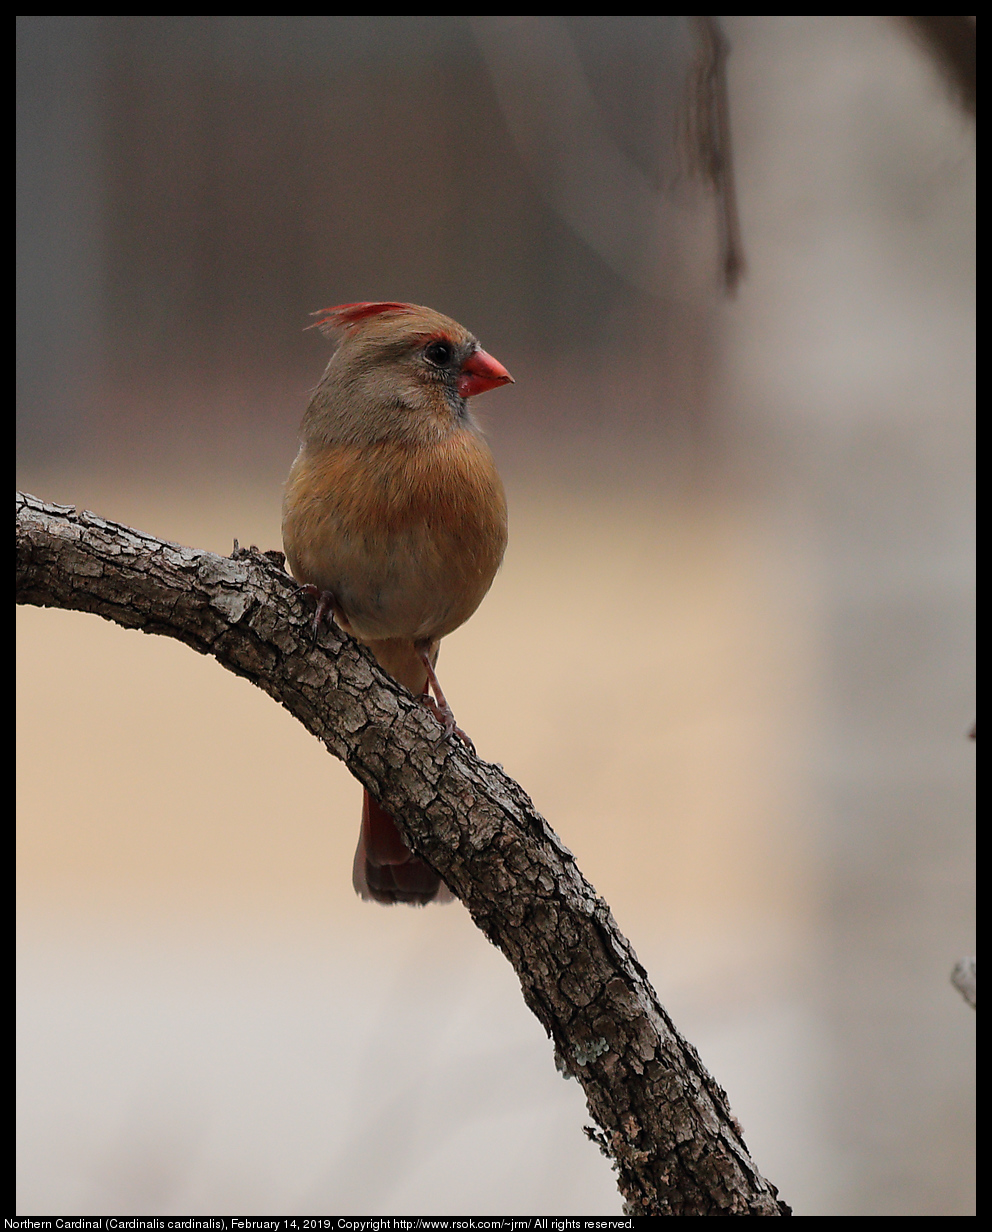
top-left (282, 432), bottom-right (507, 643)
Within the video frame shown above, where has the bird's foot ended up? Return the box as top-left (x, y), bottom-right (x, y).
top-left (419, 693), bottom-right (476, 753)
top-left (416, 644), bottom-right (476, 752)
top-left (293, 583), bottom-right (336, 646)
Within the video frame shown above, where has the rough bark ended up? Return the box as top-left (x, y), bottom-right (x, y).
top-left (15, 491), bottom-right (791, 1216)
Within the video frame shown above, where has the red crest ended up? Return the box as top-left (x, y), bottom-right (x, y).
top-left (309, 302), bottom-right (413, 335)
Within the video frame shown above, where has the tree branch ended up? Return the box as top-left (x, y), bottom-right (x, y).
top-left (901, 17), bottom-right (976, 118)
top-left (686, 17), bottom-right (747, 295)
top-left (15, 491), bottom-right (790, 1216)
top-left (951, 957), bottom-right (976, 1009)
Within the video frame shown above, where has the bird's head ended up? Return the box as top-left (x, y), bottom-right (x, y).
top-left (302, 302), bottom-right (514, 448)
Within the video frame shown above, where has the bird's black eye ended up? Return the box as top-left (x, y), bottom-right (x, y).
top-left (424, 340), bottom-right (454, 367)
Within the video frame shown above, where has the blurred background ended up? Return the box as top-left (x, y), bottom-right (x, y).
top-left (16, 16), bottom-right (974, 1216)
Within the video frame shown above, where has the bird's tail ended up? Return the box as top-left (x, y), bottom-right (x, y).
top-left (352, 789), bottom-right (454, 905)
top-left (351, 636), bottom-right (453, 904)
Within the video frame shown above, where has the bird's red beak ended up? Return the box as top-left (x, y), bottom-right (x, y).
top-left (458, 348), bottom-right (514, 399)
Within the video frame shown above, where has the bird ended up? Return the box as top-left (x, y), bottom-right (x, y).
top-left (282, 301), bottom-right (513, 904)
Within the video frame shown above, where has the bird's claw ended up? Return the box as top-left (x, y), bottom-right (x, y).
top-left (419, 694), bottom-right (476, 753)
top-left (293, 583), bottom-right (336, 646)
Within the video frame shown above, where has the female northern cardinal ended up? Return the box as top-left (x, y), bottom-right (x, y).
top-left (282, 302), bottom-right (513, 904)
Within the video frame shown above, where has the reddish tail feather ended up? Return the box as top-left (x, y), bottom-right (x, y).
top-left (352, 790), bottom-right (454, 906)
